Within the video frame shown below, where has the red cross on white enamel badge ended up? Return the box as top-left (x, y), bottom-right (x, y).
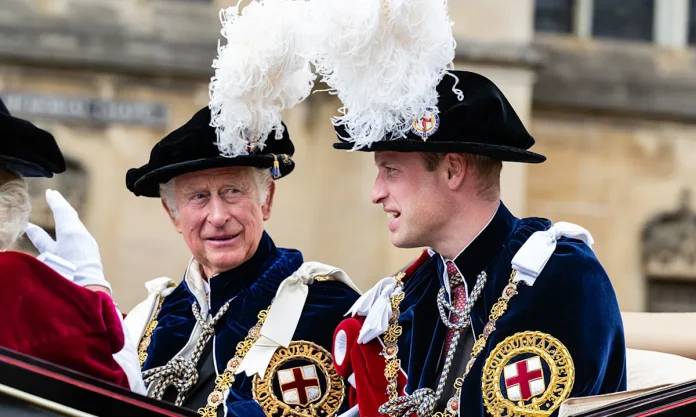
top-left (503, 356), bottom-right (546, 401)
top-left (420, 116), bottom-right (433, 132)
top-left (277, 365), bottom-right (321, 406)
top-left (410, 107), bottom-right (440, 140)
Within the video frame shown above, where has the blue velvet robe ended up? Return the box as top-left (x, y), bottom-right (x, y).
top-left (141, 232), bottom-right (359, 416)
top-left (396, 203), bottom-right (626, 416)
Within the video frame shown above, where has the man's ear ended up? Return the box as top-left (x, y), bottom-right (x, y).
top-left (162, 199), bottom-right (182, 234)
top-left (444, 153), bottom-right (467, 190)
top-left (261, 180), bottom-right (276, 221)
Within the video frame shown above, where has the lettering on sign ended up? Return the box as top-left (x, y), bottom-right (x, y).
top-left (1, 92), bottom-right (168, 127)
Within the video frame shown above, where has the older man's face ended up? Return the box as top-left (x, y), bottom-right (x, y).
top-left (165, 166), bottom-right (273, 278)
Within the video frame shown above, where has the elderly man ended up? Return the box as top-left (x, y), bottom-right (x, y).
top-left (0, 97), bottom-right (143, 393)
top-left (122, 106), bottom-right (360, 417)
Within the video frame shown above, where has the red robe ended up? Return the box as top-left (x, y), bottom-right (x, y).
top-left (0, 251), bottom-right (131, 389)
top-left (333, 250), bottom-right (431, 417)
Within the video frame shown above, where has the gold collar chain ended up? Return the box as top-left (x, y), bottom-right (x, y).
top-left (138, 296), bottom-right (166, 367)
top-left (138, 301), bottom-right (271, 417)
top-left (197, 307), bottom-right (270, 417)
top-left (382, 270), bottom-right (521, 417)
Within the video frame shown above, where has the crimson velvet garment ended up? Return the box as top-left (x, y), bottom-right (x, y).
top-left (0, 251), bottom-right (130, 389)
top-left (336, 203), bottom-right (627, 417)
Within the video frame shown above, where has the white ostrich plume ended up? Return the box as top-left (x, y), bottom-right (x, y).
top-left (209, 0), bottom-right (315, 157)
top-left (308, 0), bottom-right (457, 149)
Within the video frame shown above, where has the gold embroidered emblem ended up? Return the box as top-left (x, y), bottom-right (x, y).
top-left (253, 341), bottom-right (344, 417)
top-left (482, 331), bottom-right (574, 417)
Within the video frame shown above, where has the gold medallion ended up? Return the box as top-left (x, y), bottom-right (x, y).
top-left (482, 331), bottom-right (574, 417)
top-left (253, 341), bottom-right (345, 417)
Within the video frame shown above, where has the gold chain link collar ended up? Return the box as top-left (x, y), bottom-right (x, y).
top-left (382, 270), bottom-right (521, 417)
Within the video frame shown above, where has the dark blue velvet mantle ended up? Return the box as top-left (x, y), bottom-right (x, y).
top-left (141, 232), bottom-right (359, 416)
top-left (395, 203), bottom-right (627, 416)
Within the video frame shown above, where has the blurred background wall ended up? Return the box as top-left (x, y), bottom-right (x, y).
top-left (2, 0), bottom-right (696, 313)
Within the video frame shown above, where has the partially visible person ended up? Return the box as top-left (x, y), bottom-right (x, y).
top-left (0, 97), bottom-right (144, 393)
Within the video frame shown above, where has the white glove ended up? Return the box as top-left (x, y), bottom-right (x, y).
top-left (25, 189), bottom-right (111, 293)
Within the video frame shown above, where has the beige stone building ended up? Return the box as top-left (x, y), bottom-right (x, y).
top-left (2, 0), bottom-right (695, 313)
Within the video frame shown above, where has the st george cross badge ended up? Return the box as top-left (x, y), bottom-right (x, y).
top-left (503, 356), bottom-right (545, 401)
top-left (277, 365), bottom-right (321, 406)
top-left (253, 341), bottom-right (344, 417)
top-left (410, 107), bottom-right (440, 141)
top-left (482, 331), bottom-right (574, 416)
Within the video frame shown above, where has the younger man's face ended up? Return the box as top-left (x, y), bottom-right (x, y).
top-left (371, 151), bottom-right (452, 249)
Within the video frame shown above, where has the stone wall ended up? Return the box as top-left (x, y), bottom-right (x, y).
top-left (529, 110), bottom-right (696, 311)
top-left (528, 33), bottom-right (696, 312)
top-left (534, 35), bottom-right (696, 121)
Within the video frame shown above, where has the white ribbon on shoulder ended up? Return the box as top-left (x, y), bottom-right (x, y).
top-left (345, 276), bottom-right (403, 345)
top-left (236, 261), bottom-right (360, 378)
top-left (123, 277), bottom-right (177, 345)
top-left (511, 221), bottom-right (594, 286)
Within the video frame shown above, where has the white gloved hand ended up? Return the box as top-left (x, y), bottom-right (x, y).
top-left (25, 189), bottom-right (111, 293)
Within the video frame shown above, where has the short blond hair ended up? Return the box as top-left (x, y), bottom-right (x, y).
top-left (0, 169), bottom-right (31, 250)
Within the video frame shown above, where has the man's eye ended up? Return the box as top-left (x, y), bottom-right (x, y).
top-left (385, 167), bottom-right (397, 174)
top-left (191, 193), bottom-right (207, 201)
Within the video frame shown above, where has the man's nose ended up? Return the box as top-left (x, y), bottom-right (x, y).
top-left (371, 176), bottom-right (387, 205)
top-left (207, 196), bottom-right (229, 227)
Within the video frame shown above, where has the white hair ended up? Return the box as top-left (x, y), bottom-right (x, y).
top-left (160, 167), bottom-right (272, 218)
top-left (0, 170), bottom-right (31, 250)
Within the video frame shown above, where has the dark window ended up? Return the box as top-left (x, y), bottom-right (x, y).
top-left (689, 0), bottom-right (696, 44)
top-left (534, 0), bottom-right (574, 34)
top-left (592, 0), bottom-right (655, 41)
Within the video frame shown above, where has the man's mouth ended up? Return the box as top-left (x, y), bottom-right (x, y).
top-left (206, 233), bottom-right (241, 242)
top-left (386, 211), bottom-right (401, 221)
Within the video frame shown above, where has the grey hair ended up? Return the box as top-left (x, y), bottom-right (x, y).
top-left (0, 171), bottom-right (31, 250)
top-left (160, 167), bottom-right (273, 217)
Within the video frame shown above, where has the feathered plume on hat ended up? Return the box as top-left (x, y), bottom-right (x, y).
top-left (208, 0), bottom-right (315, 158)
top-left (307, 0), bottom-right (460, 149)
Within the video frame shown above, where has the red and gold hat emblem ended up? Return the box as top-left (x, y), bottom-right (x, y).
top-left (410, 107), bottom-right (440, 141)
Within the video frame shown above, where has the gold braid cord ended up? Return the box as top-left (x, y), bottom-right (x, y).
top-left (138, 296), bottom-right (166, 367)
top-left (383, 272), bottom-right (406, 401)
top-left (197, 308), bottom-right (269, 417)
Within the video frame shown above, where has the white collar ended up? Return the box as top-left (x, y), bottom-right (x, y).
top-left (184, 258), bottom-right (210, 315)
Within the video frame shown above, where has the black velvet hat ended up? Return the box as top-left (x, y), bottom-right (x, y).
top-left (333, 71), bottom-right (545, 163)
top-left (0, 98), bottom-right (66, 177)
top-left (126, 106), bottom-right (295, 198)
